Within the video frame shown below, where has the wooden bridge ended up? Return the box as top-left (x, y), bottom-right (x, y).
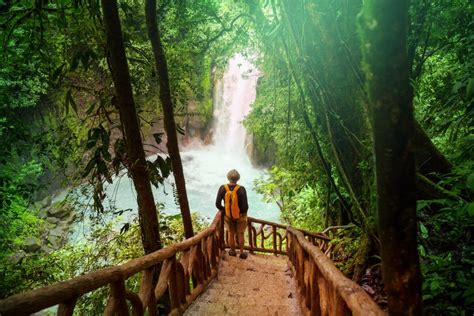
top-left (0, 212), bottom-right (384, 315)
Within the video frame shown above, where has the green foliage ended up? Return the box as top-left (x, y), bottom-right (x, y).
top-left (0, 1), bottom-right (472, 314)
top-left (0, 159), bottom-right (43, 266)
top-left (417, 165), bottom-right (474, 314)
top-left (415, 53), bottom-right (474, 160)
top-left (255, 166), bottom-right (326, 231)
top-left (411, 0), bottom-right (474, 163)
top-left (0, 211), bottom-right (209, 308)
top-left (328, 226), bottom-right (362, 276)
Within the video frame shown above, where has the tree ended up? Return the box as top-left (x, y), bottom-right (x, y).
top-left (145, 0), bottom-right (194, 239)
top-left (360, 0), bottom-right (422, 314)
top-left (101, 0), bottom-right (161, 253)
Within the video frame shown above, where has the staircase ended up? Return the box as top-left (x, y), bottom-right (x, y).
top-left (185, 253), bottom-right (301, 315)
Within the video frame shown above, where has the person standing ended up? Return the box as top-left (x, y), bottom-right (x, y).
top-left (215, 169), bottom-right (249, 259)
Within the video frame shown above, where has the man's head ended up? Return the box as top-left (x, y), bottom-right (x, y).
top-left (227, 169), bottom-right (240, 183)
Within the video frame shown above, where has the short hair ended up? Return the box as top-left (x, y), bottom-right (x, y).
top-left (227, 169), bottom-right (240, 182)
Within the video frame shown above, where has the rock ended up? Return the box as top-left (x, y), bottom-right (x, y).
top-left (41, 245), bottom-right (54, 254)
top-left (23, 237), bottom-right (42, 253)
top-left (40, 220), bottom-right (56, 232)
top-left (49, 227), bottom-right (66, 237)
top-left (8, 250), bottom-right (26, 264)
top-left (46, 217), bottom-right (60, 224)
top-left (47, 235), bottom-right (62, 249)
top-left (38, 208), bottom-right (49, 219)
top-left (38, 196), bottom-right (52, 208)
top-left (47, 204), bottom-right (72, 219)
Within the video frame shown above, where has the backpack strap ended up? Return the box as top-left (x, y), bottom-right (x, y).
top-left (224, 184), bottom-right (240, 192)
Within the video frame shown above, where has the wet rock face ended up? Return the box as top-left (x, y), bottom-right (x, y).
top-left (23, 197), bottom-right (76, 254)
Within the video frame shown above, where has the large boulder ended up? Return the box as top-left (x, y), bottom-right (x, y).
top-left (47, 204), bottom-right (73, 219)
top-left (23, 237), bottom-right (42, 253)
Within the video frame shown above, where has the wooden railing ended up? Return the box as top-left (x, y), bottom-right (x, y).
top-left (0, 212), bottom-right (225, 316)
top-left (244, 217), bottom-right (330, 255)
top-left (0, 213), bottom-right (384, 315)
top-left (287, 227), bottom-right (385, 316)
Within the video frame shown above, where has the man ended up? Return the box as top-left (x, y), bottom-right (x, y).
top-left (215, 169), bottom-right (249, 259)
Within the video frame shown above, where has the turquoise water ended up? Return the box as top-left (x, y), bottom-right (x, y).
top-left (100, 149), bottom-right (279, 224)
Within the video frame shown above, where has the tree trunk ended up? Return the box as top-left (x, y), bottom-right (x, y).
top-left (145, 0), bottom-right (194, 239)
top-left (360, 0), bottom-right (422, 315)
top-left (414, 120), bottom-right (453, 177)
top-left (101, 0), bottom-right (161, 253)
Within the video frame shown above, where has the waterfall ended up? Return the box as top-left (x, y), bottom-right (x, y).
top-left (162, 54), bottom-right (278, 222)
top-left (212, 54), bottom-right (259, 159)
top-left (72, 54), bottom-right (279, 241)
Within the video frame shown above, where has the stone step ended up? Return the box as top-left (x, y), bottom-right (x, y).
top-left (184, 253), bottom-right (302, 315)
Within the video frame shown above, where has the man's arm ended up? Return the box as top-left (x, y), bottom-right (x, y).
top-left (215, 185), bottom-right (225, 211)
top-left (239, 186), bottom-right (249, 214)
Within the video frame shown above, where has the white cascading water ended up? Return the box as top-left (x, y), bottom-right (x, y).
top-left (212, 55), bottom-right (255, 156)
top-left (172, 54), bottom-right (278, 221)
top-left (71, 54), bottom-right (278, 240)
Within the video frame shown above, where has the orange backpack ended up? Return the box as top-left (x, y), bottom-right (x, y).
top-left (224, 184), bottom-right (240, 220)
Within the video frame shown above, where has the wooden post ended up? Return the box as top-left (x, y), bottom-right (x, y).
top-left (125, 291), bottom-right (144, 316)
top-left (304, 257), bottom-right (311, 310)
top-left (175, 262), bottom-right (186, 306)
top-left (202, 238), bottom-right (211, 280)
top-left (219, 212), bottom-right (225, 250)
top-left (252, 226), bottom-right (258, 251)
top-left (272, 225), bottom-right (277, 255)
top-left (210, 236), bottom-right (218, 270)
top-left (309, 261), bottom-right (321, 316)
top-left (104, 279), bottom-right (128, 316)
top-left (168, 257), bottom-right (179, 311)
top-left (57, 297), bottom-right (77, 316)
top-left (247, 220), bottom-right (254, 253)
top-left (260, 224), bottom-right (265, 249)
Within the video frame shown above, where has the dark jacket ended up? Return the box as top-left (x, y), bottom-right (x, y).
top-left (215, 184), bottom-right (249, 215)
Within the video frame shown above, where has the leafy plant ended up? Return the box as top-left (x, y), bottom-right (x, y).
top-left (417, 166), bottom-right (474, 314)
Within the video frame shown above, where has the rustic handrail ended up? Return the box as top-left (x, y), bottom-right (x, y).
top-left (0, 213), bottom-right (383, 315)
top-left (0, 212), bottom-right (225, 315)
top-left (287, 227), bottom-right (385, 315)
top-left (244, 216), bottom-right (330, 255)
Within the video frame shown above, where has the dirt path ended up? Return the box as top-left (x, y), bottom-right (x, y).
top-left (184, 252), bottom-right (302, 316)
